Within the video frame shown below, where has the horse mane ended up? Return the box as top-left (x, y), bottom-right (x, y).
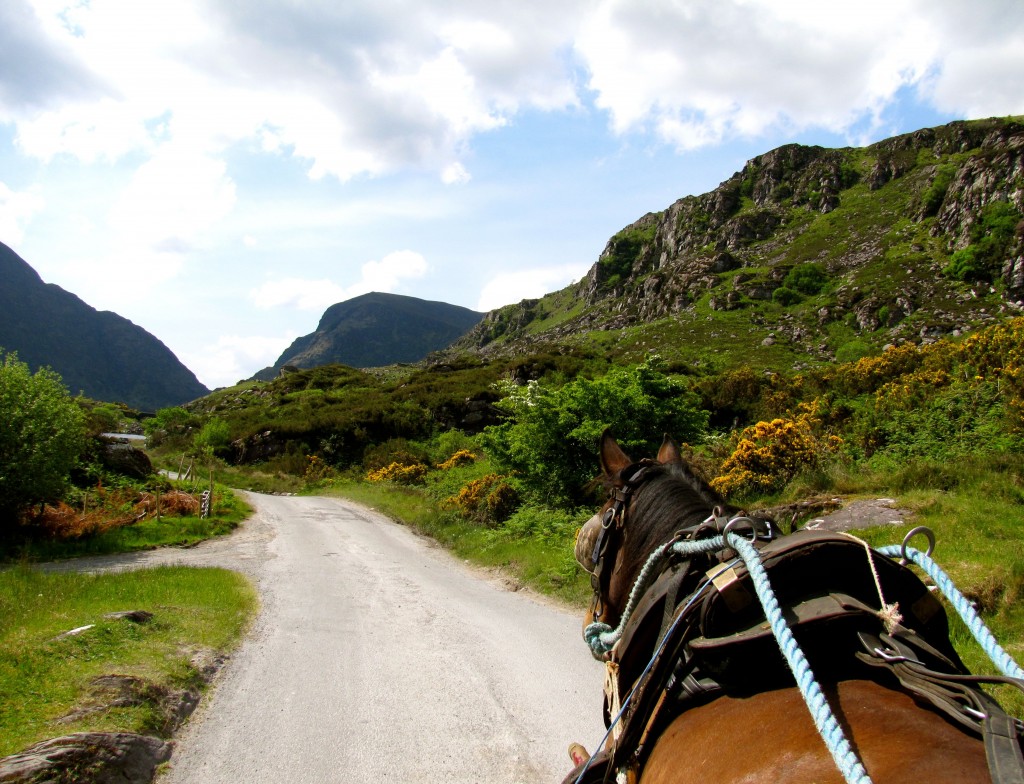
top-left (619, 461), bottom-right (738, 574)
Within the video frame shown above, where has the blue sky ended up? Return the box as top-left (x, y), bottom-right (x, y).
top-left (1, 0), bottom-right (1022, 389)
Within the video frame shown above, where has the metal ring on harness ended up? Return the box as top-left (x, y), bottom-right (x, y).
top-left (722, 516), bottom-right (759, 543)
top-left (900, 526), bottom-right (936, 564)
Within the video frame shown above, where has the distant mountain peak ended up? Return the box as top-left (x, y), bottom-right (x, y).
top-left (253, 291), bottom-right (484, 378)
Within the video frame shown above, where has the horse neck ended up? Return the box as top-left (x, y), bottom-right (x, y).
top-left (611, 471), bottom-right (724, 614)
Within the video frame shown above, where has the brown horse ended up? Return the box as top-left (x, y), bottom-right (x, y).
top-left (564, 432), bottom-right (1019, 784)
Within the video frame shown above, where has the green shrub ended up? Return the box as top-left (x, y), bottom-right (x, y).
top-left (598, 225), bottom-right (656, 290)
top-left (772, 286), bottom-right (802, 306)
top-left (836, 339), bottom-right (875, 364)
top-left (783, 262), bottom-right (828, 295)
top-left (0, 352), bottom-right (87, 527)
top-left (496, 505), bottom-right (585, 542)
top-left (943, 201), bottom-right (1022, 283)
top-left (944, 246), bottom-right (986, 282)
top-left (483, 357), bottom-right (707, 505)
top-left (922, 164), bottom-right (956, 217)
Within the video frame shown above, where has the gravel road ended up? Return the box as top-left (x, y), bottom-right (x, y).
top-left (77, 492), bottom-right (606, 783)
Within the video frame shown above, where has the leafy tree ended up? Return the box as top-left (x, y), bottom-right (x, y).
top-left (0, 352), bottom-right (87, 526)
top-left (482, 358), bottom-right (708, 506)
top-left (84, 403), bottom-right (124, 436)
top-left (143, 406), bottom-right (198, 446)
top-left (193, 417), bottom-right (232, 458)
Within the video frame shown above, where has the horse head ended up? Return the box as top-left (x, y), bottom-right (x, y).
top-left (575, 430), bottom-right (739, 633)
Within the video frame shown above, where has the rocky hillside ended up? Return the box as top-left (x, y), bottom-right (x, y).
top-left (448, 116), bottom-right (1024, 372)
top-left (253, 291), bottom-right (483, 379)
top-left (0, 243), bottom-right (209, 410)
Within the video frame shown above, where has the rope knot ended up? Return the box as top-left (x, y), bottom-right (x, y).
top-left (584, 622), bottom-right (616, 657)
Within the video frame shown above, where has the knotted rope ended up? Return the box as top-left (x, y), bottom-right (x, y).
top-left (878, 544), bottom-right (1024, 680)
top-left (582, 528), bottom-right (1024, 784)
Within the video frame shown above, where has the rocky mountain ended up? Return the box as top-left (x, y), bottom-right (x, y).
top-left (0, 243), bottom-right (209, 410)
top-left (447, 116), bottom-right (1024, 372)
top-left (254, 291), bottom-right (484, 379)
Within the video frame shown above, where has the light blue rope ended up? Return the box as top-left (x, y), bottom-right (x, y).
top-left (574, 579), bottom-right (717, 784)
top-left (724, 533), bottom-right (873, 784)
top-left (878, 544), bottom-right (1024, 680)
top-left (582, 531), bottom-right (873, 784)
top-left (584, 537), bottom-right (725, 657)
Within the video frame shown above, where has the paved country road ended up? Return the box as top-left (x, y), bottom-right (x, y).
top-left (63, 492), bottom-right (607, 783)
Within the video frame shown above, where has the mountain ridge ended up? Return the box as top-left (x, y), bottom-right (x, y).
top-left (445, 116), bottom-right (1024, 373)
top-left (0, 243), bottom-right (209, 410)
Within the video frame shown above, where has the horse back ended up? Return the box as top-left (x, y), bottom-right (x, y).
top-left (641, 679), bottom-right (988, 784)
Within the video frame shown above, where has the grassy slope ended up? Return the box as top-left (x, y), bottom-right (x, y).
top-left (0, 565), bottom-right (257, 757)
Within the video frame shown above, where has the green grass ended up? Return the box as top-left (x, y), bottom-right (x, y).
top-left (0, 565), bottom-right (257, 757)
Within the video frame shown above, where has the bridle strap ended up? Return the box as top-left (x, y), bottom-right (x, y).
top-left (589, 463), bottom-right (655, 622)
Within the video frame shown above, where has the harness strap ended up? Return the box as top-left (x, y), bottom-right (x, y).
top-left (987, 715), bottom-right (1024, 784)
top-left (857, 631), bottom-right (1024, 784)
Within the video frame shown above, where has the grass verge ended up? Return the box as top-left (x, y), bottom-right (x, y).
top-left (0, 565), bottom-right (258, 758)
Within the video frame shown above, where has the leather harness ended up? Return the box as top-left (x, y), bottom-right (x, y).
top-left (568, 464), bottom-right (1024, 784)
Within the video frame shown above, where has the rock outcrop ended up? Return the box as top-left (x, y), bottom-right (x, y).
top-left (447, 117), bottom-right (1024, 363)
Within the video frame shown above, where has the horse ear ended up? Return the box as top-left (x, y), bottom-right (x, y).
top-left (657, 434), bottom-right (682, 465)
top-left (599, 430), bottom-right (633, 477)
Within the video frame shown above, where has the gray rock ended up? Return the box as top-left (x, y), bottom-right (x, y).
top-left (0, 732), bottom-right (171, 784)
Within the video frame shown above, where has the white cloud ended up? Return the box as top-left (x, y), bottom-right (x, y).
top-left (250, 250), bottom-right (430, 311)
top-left (575, 0), bottom-right (1023, 149)
top-left (108, 146), bottom-right (236, 248)
top-left (250, 277), bottom-right (351, 311)
top-left (360, 250), bottom-right (429, 291)
top-left (182, 332), bottom-right (299, 389)
top-left (10, 0), bottom-right (583, 181)
top-left (441, 162), bottom-right (472, 185)
top-left (477, 262), bottom-right (590, 312)
top-left (0, 181), bottom-right (45, 245)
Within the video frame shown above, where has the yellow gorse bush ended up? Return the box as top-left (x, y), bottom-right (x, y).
top-left (435, 449), bottom-right (476, 471)
top-left (712, 404), bottom-right (842, 497)
top-left (443, 473), bottom-right (518, 524)
top-left (304, 455), bottom-right (336, 483)
top-left (365, 461), bottom-right (427, 484)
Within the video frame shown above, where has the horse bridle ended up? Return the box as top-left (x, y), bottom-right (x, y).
top-left (585, 462), bottom-right (655, 623)
top-left (583, 460), bottom-right (773, 624)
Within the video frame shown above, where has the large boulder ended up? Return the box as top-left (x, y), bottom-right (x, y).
top-left (98, 438), bottom-right (154, 479)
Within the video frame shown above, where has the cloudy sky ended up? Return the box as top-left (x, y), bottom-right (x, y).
top-left (2, 0), bottom-right (1023, 389)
